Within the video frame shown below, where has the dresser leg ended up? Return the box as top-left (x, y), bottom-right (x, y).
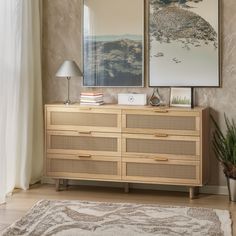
top-left (124, 183), bottom-right (129, 193)
top-left (189, 187), bottom-right (199, 199)
top-left (55, 179), bottom-right (60, 191)
top-left (63, 179), bottom-right (68, 189)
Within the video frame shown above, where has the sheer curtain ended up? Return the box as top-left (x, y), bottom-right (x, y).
top-left (0, 0), bottom-right (43, 204)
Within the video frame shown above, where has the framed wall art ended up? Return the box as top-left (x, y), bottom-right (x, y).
top-left (148, 0), bottom-right (220, 87)
top-left (83, 0), bottom-right (144, 87)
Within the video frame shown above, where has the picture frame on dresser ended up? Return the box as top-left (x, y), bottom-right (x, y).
top-left (83, 0), bottom-right (145, 87)
top-left (170, 88), bottom-right (192, 108)
top-left (148, 0), bottom-right (221, 87)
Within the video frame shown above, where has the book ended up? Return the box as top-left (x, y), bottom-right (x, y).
top-left (80, 99), bottom-right (104, 103)
top-left (80, 92), bottom-right (103, 96)
top-left (80, 96), bottom-right (103, 101)
top-left (80, 102), bottom-right (104, 106)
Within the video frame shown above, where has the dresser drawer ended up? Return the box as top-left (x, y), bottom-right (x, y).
top-left (47, 131), bottom-right (121, 156)
top-left (122, 134), bottom-right (200, 160)
top-left (46, 106), bottom-right (121, 132)
top-left (122, 158), bottom-right (200, 185)
top-left (122, 109), bottom-right (200, 135)
top-left (47, 154), bottom-right (121, 180)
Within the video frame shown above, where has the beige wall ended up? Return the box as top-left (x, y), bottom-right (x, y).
top-left (42, 0), bottom-right (236, 187)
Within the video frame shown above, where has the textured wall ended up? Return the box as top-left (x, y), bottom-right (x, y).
top-left (42, 0), bottom-right (236, 186)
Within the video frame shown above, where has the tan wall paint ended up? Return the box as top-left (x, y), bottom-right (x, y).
top-left (42, 0), bottom-right (236, 187)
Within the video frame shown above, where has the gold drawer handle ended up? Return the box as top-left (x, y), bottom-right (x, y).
top-left (154, 157), bottom-right (169, 162)
top-left (79, 107), bottom-right (92, 111)
top-left (154, 133), bottom-right (168, 138)
top-left (78, 154), bottom-right (92, 158)
top-left (78, 131), bottom-right (91, 135)
top-left (154, 110), bottom-right (168, 113)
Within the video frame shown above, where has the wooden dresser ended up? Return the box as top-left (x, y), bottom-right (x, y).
top-left (44, 104), bottom-right (209, 199)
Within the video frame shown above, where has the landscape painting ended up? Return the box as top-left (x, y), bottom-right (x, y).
top-left (83, 0), bottom-right (144, 87)
top-left (149, 0), bottom-right (220, 87)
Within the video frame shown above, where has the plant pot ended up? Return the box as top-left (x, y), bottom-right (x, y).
top-left (226, 177), bottom-right (236, 202)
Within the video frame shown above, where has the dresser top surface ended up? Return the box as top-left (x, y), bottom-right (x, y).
top-left (45, 103), bottom-right (207, 112)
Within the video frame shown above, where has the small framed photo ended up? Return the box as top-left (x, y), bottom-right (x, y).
top-left (170, 88), bottom-right (192, 108)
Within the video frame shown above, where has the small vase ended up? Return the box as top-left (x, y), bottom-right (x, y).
top-left (149, 88), bottom-right (164, 106)
top-left (227, 177), bottom-right (236, 201)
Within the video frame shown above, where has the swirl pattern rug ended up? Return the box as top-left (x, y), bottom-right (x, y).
top-left (2, 200), bottom-right (232, 236)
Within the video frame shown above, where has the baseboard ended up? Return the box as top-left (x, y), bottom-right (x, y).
top-left (200, 185), bottom-right (228, 195)
top-left (41, 177), bottom-right (229, 196)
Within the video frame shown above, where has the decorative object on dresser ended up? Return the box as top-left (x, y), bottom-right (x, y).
top-left (44, 104), bottom-right (209, 199)
top-left (80, 92), bottom-right (104, 106)
top-left (149, 88), bottom-right (164, 106)
top-left (55, 60), bottom-right (83, 105)
top-left (212, 114), bottom-right (236, 202)
top-left (3, 200), bottom-right (232, 236)
top-left (118, 93), bottom-right (147, 106)
top-left (170, 88), bottom-right (192, 108)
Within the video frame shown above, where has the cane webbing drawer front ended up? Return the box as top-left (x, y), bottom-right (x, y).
top-left (122, 134), bottom-right (200, 158)
top-left (47, 131), bottom-right (121, 156)
top-left (51, 112), bottom-right (117, 127)
top-left (46, 107), bottom-right (121, 132)
top-left (122, 159), bottom-right (200, 184)
top-left (122, 110), bottom-right (200, 135)
top-left (47, 154), bottom-right (121, 180)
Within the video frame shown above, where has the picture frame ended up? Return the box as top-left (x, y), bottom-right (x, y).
top-left (170, 88), bottom-right (192, 108)
top-left (148, 0), bottom-right (220, 87)
top-left (83, 0), bottom-right (145, 87)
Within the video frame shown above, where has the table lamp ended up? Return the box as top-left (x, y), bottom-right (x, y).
top-left (55, 60), bottom-right (83, 105)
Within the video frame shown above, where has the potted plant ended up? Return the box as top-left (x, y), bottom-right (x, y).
top-left (211, 114), bottom-right (236, 201)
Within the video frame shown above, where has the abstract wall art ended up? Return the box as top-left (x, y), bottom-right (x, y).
top-left (149, 0), bottom-right (220, 87)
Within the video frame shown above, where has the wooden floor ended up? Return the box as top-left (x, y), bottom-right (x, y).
top-left (0, 184), bottom-right (235, 234)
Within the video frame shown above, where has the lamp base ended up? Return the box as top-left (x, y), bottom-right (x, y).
top-left (64, 100), bottom-right (73, 105)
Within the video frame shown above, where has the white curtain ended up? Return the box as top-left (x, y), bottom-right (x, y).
top-left (0, 0), bottom-right (43, 204)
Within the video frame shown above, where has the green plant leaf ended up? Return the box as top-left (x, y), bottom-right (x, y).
top-left (211, 113), bottom-right (236, 178)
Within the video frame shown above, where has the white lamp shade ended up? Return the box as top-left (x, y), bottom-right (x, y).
top-left (55, 60), bottom-right (83, 78)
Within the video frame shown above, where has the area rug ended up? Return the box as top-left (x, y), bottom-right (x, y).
top-left (2, 200), bottom-right (232, 236)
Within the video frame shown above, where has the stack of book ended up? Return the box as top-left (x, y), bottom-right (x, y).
top-left (80, 92), bottom-right (104, 106)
